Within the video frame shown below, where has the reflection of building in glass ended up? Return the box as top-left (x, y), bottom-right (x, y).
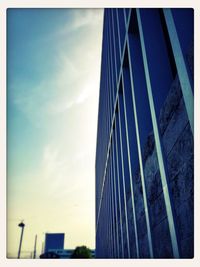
top-left (95, 8), bottom-right (193, 258)
top-left (44, 233), bottom-right (65, 253)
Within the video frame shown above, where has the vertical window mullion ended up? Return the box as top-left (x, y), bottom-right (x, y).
top-left (163, 8), bottom-right (194, 134)
top-left (111, 134), bottom-right (120, 258)
top-left (105, 180), bottom-right (108, 258)
top-left (110, 144), bottom-right (116, 258)
top-left (106, 27), bottom-right (111, 155)
top-left (117, 98), bottom-right (131, 258)
top-left (109, 160), bottom-right (114, 258)
top-left (111, 9), bottom-right (118, 93)
top-left (136, 8), bottom-right (180, 258)
top-left (114, 120), bottom-right (124, 258)
top-left (108, 159), bottom-right (112, 257)
top-left (107, 25), bottom-right (113, 147)
top-left (126, 37), bottom-right (154, 258)
top-left (121, 70), bottom-right (140, 258)
top-left (107, 162), bottom-right (110, 257)
top-left (108, 10), bottom-right (115, 108)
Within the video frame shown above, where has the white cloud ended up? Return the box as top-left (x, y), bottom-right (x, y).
top-left (58, 9), bottom-right (103, 36)
top-left (10, 9), bottom-right (103, 125)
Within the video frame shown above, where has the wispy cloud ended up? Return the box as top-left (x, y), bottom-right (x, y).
top-left (58, 9), bottom-right (103, 35)
top-left (10, 9), bottom-right (103, 127)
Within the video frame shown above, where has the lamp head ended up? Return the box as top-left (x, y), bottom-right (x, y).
top-left (18, 221), bottom-right (25, 228)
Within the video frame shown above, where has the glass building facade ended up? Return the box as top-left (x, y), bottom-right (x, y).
top-left (95, 8), bottom-right (194, 258)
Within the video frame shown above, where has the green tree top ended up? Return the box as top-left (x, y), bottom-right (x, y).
top-left (70, 246), bottom-right (92, 259)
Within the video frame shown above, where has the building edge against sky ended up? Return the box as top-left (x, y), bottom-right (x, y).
top-left (95, 8), bottom-right (193, 258)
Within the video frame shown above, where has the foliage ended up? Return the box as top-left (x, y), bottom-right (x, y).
top-left (70, 246), bottom-right (92, 259)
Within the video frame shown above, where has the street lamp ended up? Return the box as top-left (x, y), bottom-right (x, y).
top-left (17, 221), bottom-right (25, 259)
top-left (33, 235), bottom-right (37, 259)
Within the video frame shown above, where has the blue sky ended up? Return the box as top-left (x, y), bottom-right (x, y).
top-left (7, 8), bottom-right (103, 258)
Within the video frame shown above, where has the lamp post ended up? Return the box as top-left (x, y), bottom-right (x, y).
top-left (33, 235), bottom-right (37, 259)
top-left (17, 221), bottom-right (25, 259)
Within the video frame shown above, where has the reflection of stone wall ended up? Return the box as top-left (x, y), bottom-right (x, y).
top-left (126, 47), bottom-right (193, 258)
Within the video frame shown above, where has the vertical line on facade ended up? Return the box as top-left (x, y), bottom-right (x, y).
top-left (108, 162), bottom-right (113, 258)
top-left (136, 8), bottom-right (180, 258)
top-left (114, 123), bottom-right (125, 258)
top-left (110, 150), bottom-right (116, 257)
top-left (121, 72), bottom-right (140, 258)
top-left (117, 99), bottom-right (131, 258)
top-left (111, 9), bottom-right (120, 258)
top-left (163, 8), bottom-right (194, 135)
top-left (111, 138), bottom-right (120, 258)
top-left (126, 36), bottom-right (154, 258)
